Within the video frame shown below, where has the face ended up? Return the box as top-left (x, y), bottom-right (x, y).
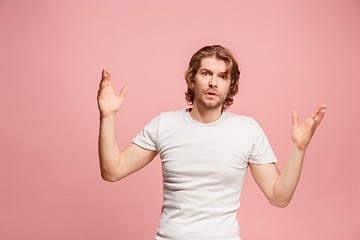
top-left (190, 56), bottom-right (231, 110)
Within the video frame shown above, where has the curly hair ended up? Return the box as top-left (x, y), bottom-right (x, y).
top-left (184, 45), bottom-right (240, 110)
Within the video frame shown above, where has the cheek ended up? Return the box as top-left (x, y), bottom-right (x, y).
top-left (193, 78), bottom-right (207, 90)
top-left (223, 83), bottom-right (231, 93)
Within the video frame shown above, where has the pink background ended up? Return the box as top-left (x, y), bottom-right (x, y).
top-left (1, 0), bottom-right (359, 239)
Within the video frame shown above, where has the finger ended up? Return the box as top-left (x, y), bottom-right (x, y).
top-left (312, 104), bottom-right (326, 120)
top-left (100, 69), bottom-right (111, 88)
top-left (310, 117), bottom-right (319, 134)
top-left (310, 107), bottom-right (326, 133)
top-left (100, 68), bottom-right (107, 88)
top-left (102, 68), bottom-right (108, 81)
top-left (292, 110), bottom-right (298, 126)
top-left (106, 71), bottom-right (111, 86)
top-left (99, 79), bottom-right (106, 88)
top-left (119, 85), bottom-right (128, 98)
top-left (97, 88), bottom-right (104, 100)
top-left (310, 105), bottom-right (322, 119)
top-left (311, 104), bottom-right (327, 119)
top-left (315, 108), bottom-right (326, 126)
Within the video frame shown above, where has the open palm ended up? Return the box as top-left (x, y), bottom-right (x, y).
top-left (291, 105), bottom-right (326, 151)
top-left (97, 68), bottom-right (128, 118)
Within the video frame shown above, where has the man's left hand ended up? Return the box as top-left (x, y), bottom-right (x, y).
top-left (291, 104), bottom-right (326, 151)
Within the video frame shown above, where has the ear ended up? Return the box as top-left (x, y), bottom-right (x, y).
top-left (227, 79), bottom-right (234, 94)
top-left (188, 79), bottom-right (195, 91)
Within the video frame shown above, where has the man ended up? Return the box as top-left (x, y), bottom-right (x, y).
top-left (97, 45), bottom-right (326, 240)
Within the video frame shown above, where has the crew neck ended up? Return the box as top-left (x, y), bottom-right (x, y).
top-left (185, 108), bottom-right (226, 126)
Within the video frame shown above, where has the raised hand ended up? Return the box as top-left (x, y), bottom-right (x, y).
top-left (291, 104), bottom-right (326, 151)
top-left (97, 68), bottom-right (128, 118)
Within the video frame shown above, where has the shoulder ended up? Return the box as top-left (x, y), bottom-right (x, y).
top-left (145, 109), bottom-right (185, 124)
top-left (223, 111), bottom-right (266, 135)
top-left (157, 109), bottom-right (188, 123)
top-left (223, 111), bottom-right (256, 125)
top-left (159, 109), bottom-right (186, 117)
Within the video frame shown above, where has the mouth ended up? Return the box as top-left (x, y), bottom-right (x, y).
top-left (205, 91), bottom-right (218, 98)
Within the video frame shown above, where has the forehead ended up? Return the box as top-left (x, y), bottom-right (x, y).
top-left (199, 57), bottom-right (227, 73)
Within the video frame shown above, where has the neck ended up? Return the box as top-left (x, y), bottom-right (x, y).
top-left (189, 102), bottom-right (223, 124)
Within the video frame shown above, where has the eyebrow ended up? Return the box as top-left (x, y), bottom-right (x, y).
top-left (199, 68), bottom-right (227, 74)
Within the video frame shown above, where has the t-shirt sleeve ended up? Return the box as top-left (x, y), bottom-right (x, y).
top-left (132, 115), bottom-right (160, 151)
top-left (248, 118), bottom-right (278, 164)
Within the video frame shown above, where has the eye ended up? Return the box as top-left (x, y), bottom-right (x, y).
top-left (202, 72), bottom-right (209, 76)
top-left (220, 75), bottom-right (227, 79)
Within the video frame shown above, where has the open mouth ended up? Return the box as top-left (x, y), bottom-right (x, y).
top-left (206, 91), bottom-right (218, 98)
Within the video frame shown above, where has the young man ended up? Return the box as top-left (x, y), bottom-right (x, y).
top-left (97, 45), bottom-right (326, 240)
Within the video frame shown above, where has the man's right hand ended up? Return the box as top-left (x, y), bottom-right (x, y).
top-left (97, 68), bottom-right (128, 118)
top-left (97, 69), bottom-right (157, 182)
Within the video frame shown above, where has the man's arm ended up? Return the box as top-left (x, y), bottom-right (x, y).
top-left (249, 105), bottom-right (326, 207)
top-left (97, 68), bottom-right (157, 182)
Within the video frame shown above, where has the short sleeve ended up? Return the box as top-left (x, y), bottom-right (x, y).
top-left (132, 115), bottom-right (160, 151)
top-left (248, 119), bottom-right (278, 164)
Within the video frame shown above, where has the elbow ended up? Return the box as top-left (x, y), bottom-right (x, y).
top-left (101, 175), bottom-right (119, 182)
top-left (271, 201), bottom-right (290, 208)
top-left (269, 197), bottom-right (291, 208)
top-left (101, 171), bottom-right (122, 182)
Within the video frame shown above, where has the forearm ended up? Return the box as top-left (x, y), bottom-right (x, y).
top-left (272, 143), bottom-right (306, 207)
top-left (98, 115), bottom-right (121, 180)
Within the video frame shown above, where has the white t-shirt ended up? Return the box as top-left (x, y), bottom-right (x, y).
top-left (132, 109), bottom-right (277, 240)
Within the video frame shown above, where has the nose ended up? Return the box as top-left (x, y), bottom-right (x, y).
top-left (209, 75), bottom-right (217, 88)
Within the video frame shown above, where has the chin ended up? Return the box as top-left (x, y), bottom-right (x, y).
top-left (193, 95), bottom-right (225, 110)
top-left (200, 100), bottom-right (223, 110)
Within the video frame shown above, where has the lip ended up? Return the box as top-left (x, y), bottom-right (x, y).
top-left (205, 91), bottom-right (218, 98)
top-left (206, 91), bottom-right (218, 96)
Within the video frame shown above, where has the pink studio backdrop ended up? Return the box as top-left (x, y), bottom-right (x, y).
top-left (1, 0), bottom-right (359, 239)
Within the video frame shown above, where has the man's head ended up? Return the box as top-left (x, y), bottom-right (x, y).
top-left (185, 45), bottom-right (240, 110)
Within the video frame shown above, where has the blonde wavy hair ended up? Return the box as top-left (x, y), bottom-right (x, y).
top-left (184, 45), bottom-right (240, 109)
